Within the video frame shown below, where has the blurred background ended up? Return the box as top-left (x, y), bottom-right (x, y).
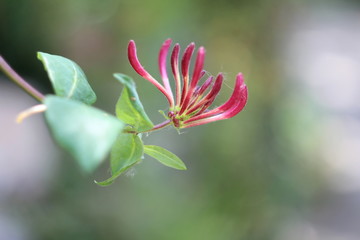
top-left (1, 0), bottom-right (360, 239)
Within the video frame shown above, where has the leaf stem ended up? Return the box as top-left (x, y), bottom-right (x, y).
top-left (0, 55), bottom-right (45, 102)
top-left (126, 119), bottom-right (172, 134)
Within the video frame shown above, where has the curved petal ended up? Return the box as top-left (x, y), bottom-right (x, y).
top-left (171, 43), bottom-right (181, 106)
top-left (180, 43), bottom-right (195, 104)
top-left (158, 39), bottom-right (174, 102)
top-left (128, 40), bottom-right (174, 107)
top-left (190, 47), bottom-right (206, 90)
top-left (179, 47), bottom-right (206, 114)
top-left (183, 73), bottom-right (247, 127)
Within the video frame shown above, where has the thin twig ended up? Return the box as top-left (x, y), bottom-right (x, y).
top-left (0, 55), bottom-right (45, 102)
top-left (125, 119), bottom-right (172, 134)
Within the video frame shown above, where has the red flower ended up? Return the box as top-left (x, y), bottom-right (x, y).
top-left (128, 39), bottom-right (248, 128)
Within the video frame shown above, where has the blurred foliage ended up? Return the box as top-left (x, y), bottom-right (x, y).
top-left (0, 0), bottom-right (329, 239)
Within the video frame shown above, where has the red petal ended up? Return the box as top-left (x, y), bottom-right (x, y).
top-left (183, 73), bottom-right (247, 127)
top-left (193, 75), bottom-right (214, 100)
top-left (181, 43), bottom-right (195, 79)
top-left (171, 44), bottom-right (181, 106)
top-left (128, 40), bottom-right (174, 107)
top-left (158, 39), bottom-right (174, 103)
top-left (180, 47), bottom-right (206, 114)
top-left (180, 43), bottom-right (195, 104)
top-left (186, 73), bottom-right (223, 115)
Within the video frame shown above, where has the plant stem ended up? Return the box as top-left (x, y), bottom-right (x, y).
top-left (126, 119), bottom-right (172, 134)
top-left (0, 55), bottom-right (45, 102)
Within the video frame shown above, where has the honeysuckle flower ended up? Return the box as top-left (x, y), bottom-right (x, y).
top-left (128, 39), bottom-right (248, 129)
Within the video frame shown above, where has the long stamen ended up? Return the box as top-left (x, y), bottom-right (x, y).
top-left (186, 73), bottom-right (223, 115)
top-left (158, 39), bottom-right (174, 103)
top-left (188, 75), bottom-right (214, 108)
top-left (196, 72), bottom-right (211, 96)
top-left (171, 44), bottom-right (181, 106)
top-left (128, 40), bottom-right (174, 107)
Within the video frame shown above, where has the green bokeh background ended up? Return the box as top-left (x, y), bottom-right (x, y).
top-left (1, 0), bottom-right (355, 239)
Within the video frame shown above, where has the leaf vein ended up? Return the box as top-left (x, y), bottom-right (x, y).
top-left (67, 63), bottom-right (79, 98)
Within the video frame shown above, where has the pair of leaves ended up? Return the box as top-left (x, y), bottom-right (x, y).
top-left (96, 74), bottom-right (186, 186)
top-left (96, 140), bottom-right (187, 186)
top-left (39, 52), bottom-right (124, 173)
top-left (38, 52), bottom-right (186, 183)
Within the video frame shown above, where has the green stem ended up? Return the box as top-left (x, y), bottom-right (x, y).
top-left (0, 55), bottom-right (45, 102)
top-left (126, 119), bottom-right (172, 134)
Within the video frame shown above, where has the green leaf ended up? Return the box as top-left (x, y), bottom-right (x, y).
top-left (38, 52), bottom-right (97, 105)
top-left (111, 133), bottom-right (143, 174)
top-left (95, 133), bottom-right (143, 186)
top-left (44, 96), bottom-right (124, 172)
top-left (114, 73), bottom-right (153, 132)
top-left (144, 145), bottom-right (186, 170)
